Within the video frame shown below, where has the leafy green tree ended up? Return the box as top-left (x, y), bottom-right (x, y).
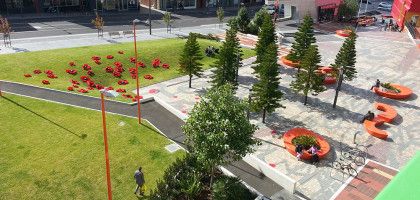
top-left (211, 27), bottom-right (242, 88)
top-left (290, 45), bottom-right (326, 105)
top-left (252, 44), bottom-right (283, 123)
top-left (179, 33), bottom-right (204, 88)
top-left (212, 176), bottom-right (256, 200)
top-left (248, 8), bottom-right (269, 35)
top-left (216, 7), bottom-right (224, 28)
top-left (332, 30), bottom-right (357, 108)
top-left (287, 15), bottom-right (316, 65)
top-left (182, 84), bottom-right (259, 187)
top-left (254, 12), bottom-right (277, 73)
top-left (237, 6), bottom-right (250, 33)
top-left (338, 0), bottom-right (359, 21)
top-left (162, 11), bottom-right (172, 32)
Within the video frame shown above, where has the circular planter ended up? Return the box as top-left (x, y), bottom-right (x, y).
top-left (283, 128), bottom-right (330, 160)
top-left (336, 30), bottom-right (352, 37)
top-left (324, 76), bottom-right (337, 85)
top-left (281, 56), bottom-right (300, 68)
top-left (374, 84), bottom-right (413, 99)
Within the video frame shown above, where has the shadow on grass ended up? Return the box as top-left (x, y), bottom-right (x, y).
top-left (2, 96), bottom-right (87, 139)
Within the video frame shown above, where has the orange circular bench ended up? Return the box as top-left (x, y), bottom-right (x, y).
top-left (336, 30), bottom-right (352, 37)
top-left (324, 76), bottom-right (337, 85)
top-left (364, 118), bottom-right (388, 140)
top-left (375, 102), bottom-right (397, 123)
top-left (281, 56), bottom-right (300, 68)
top-left (283, 128), bottom-right (330, 160)
top-left (374, 84), bottom-right (413, 99)
top-left (318, 66), bottom-right (336, 85)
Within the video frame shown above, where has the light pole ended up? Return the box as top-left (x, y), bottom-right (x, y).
top-left (332, 66), bottom-right (347, 108)
top-left (99, 89), bottom-right (119, 200)
top-left (133, 19), bottom-right (142, 124)
top-left (148, 0), bottom-right (152, 35)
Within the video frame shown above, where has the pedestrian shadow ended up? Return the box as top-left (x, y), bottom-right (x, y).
top-left (12, 47), bottom-right (30, 53)
top-left (2, 96), bottom-right (87, 139)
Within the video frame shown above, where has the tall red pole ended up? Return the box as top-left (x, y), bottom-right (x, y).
top-left (133, 22), bottom-right (142, 124)
top-left (101, 93), bottom-right (112, 200)
top-left (0, 81), bottom-right (2, 97)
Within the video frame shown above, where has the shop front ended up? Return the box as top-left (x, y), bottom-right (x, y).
top-left (316, 0), bottom-right (341, 22)
top-left (392, 0), bottom-right (420, 38)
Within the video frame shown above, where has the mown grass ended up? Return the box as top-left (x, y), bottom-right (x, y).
top-left (0, 94), bottom-right (184, 199)
top-left (0, 38), bottom-right (255, 102)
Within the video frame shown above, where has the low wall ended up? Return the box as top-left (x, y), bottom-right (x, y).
top-left (243, 154), bottom-right (296, 193)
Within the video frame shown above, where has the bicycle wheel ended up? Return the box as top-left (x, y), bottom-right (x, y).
top-left (342, 151), bottom-right (352, 160)
top-left (333, 161), bottom-right (341, 170)
top-left (348, 168), bottom-right (358, 177)
top-left (354, 156), bottom-right (365, 166)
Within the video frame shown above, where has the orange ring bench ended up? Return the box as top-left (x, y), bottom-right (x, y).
top-left (375, 102), bottom-right (397, 123)
top-left (336, 30), bottom-right (352, 37)
top-left (283, 128), bottom-right (330, 160)
top-left (374, 84), bottom-right (412, 99)
top-left (318, 66), bottom-right (336, 85)
top-left (364, 118), bottom-right (388, 140)
top-left (281, 56), bottom-right (300, 68)
top-left (324, 76), bottom-right (337, 85)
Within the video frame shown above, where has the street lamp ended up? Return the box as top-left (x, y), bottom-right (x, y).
top-left (332, 66), bottom-right (348, 108)
top-left (133, 19), bottom-right (142, 124)
top-left (148, 0), bottom-right (152, 35)
top-left (99, 89), bottom-right (119, 200)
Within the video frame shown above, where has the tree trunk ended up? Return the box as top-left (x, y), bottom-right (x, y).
top-left (304, 94), bottom-right (308, 105)
top-left (333, 70), bottom-right (344, 108)
top-left (189, 74), bottom-right (192, 88)
top-left (209, 166), bottom-right (215, 188)
top-left (262, 108), bottom-right (266, 123)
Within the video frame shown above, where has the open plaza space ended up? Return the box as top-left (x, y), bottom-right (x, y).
top-left (1, 3), bottom-right (420, 199)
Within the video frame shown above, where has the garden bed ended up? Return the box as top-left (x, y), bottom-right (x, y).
top-left (283, 128), bottom-right (330, 160)
top-left (374, 84), bottom-right (413, 99)
top-left (281, 56), bottom-right (300, 68)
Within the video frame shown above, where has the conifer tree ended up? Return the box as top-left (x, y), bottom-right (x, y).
top-left (179, 33), bottom-right (204, 88)
top-left (254, 12), bottom-right (277, 72)
top-left (332, 30), bottom-right (357, 108)
top-left (290, 45), bottom-right (325, 105)
top-left (287, 15), bottom-right (316, 65)
top-left (251, 43), bottom-right (283, 123)
top-left (211, 27), bottom-right (242, 88)
top-left (237, 6), bottom-right (250, 33)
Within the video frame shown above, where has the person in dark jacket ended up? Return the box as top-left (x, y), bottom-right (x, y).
top-left (134, 167), bottom-right (145, 196)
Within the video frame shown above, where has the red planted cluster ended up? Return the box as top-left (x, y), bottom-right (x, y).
top-left (87, 70), bottom-right (95, 76)
top-left (33, 69), bottom-right (42, 74)
top-left (122, 93), bottom-right (133, 99)
top-left (96, 84), bottom-right (104, 90)
top-left (113, 71), bottom-right (121, 78)
top-left (162, 63), bottom-right (170, 69)
top-left (144, 74), bottom-right (153, 80)
top-left (67, 86), bottom-right (74, 91)
top-left (132, 95), bottom-right (143, 102)
top-left (42, 80), bottom-right (50, 84)
top-left (105, 66), bottom-right (114, 73)
top-left (92, 56), bottom-right (101, 60)
top-left (94, 60), bottom-right (101, 65)
top-left (86, 80), bottom-right (95, 88)
top-left (71, 79), bottom-right (80, 85)
top-left (130, 57), bottom-right (136, 63)
top-left (138, 61), bottom-right (146, 68)
top-left (129, 67), bottom-right (137, 79)
top-left (118, 79), bottom-right (129, 85)
top-left (69, 61), bottom-right (76, 67)
top-left (118, 51), bottom-right (124, 54)
top-left (45, 70), bottom-right (58, 78)
top-left (106, 86), bottom-right (114, 90)
top-left (80, 76), bottom-right (90, 82)
top-left (107, 55), bottom-right (114, 59)
top-left (82, 64), bottom-right (91, 71)
top-left (152, 58), bottom-right (161, 68)
top-left (78, 88), bottom-right (89, 93)
top-left (24, 74), bottom-right (32, 78)
top-left (116, 88), bottom-right (126, 93)
top-left (66, 69), bottom-right (78, 75)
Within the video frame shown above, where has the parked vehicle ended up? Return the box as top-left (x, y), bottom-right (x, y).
top-left (378, 2), bottom-right (392, 11)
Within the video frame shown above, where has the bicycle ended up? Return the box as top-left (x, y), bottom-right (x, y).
top-left (332, 157), bottom-right (358, 177)
top-left (340, 141), bottom-right (367, 166)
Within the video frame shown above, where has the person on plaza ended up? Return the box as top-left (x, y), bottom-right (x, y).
top-left (295, 144), bottom-right (304, 161)
top-left (360, 111), bottom-right (375, 123)
top-left (308, 145), bottom-right (319, 164)
top-left (370, 79), bottom-right (381, 90)
top-left (134, 166), bottom-right (145, 196)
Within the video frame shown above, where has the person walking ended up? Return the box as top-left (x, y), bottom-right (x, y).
top-left (134, 167), bottom-right (145, 196)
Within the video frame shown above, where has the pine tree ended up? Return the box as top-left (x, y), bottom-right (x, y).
top-left (254, 12), bottom-right (277, 72)
top-left (211, 27), bottom-right (242, 88)
top-left (287, 15), bottom-right (316, 64)
top-left (332, 30), bottom-right (357, 108)
top-left (179, 33), bottom-right (204, 88)
top-left (237, 6), bottom-right (250, 33)
top-left (251, 43), bottom-right (283, 123)
top-left (290, 45), bottom-right (325, 105)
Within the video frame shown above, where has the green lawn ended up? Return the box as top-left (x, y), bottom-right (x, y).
top-left (0, 94), bottom-right (184, 199)
top-left (0, 38), bottom-right (255, 102)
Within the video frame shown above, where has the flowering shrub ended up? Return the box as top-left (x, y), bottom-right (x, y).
top-left (131, 74), bottom-right (137, 79)
top-left (144, 74), bottom-right (153, 80)
top-left (116, 88), bottom-right (126, 93)
top-left (67, 86), bottom-right (74, 91)
top-left (80, 76), bottom-right (90, 82)
top-left (122, 93), bottom-right (133, 98)
top-left (66, 69), bottom-right (78, 75)
top-left (78, 88), bottom-right (89, 93)
top-left (106, 86), bottom-right (114, 90)
top-left (33, 69), bottom-right (42, 74)
top-left (113, 71), bottom-right (121, 78)
top-left (118, 51), bottom-right (124, 54)
top-left (114, 62), bottom-right (123, 68)
top-left (71, 79), bottom-right (80, 85)
top-left (118, 79), bottom-right (129, 85)
top-left (69, 61), bottom-right (76, 67)
top-left (162, 63), bottom-right (170, 69)
top-left (107, 55), bottom-right (114, 59)
top-left (24, 74), bottom-right (32, 78)
top-left (138, 61), bottom-right (146, 68)
top-left (152, 58), bottom-right (161, 68)
top-left (87, 70), bottom-right (95, 76)
top-left (92, 56), bottom-right (101, 60)
top-left (86, 80), bottom-right (95, 88)
top-left (82, 64), bottom-right (92, 71)
top-left (42, 80), bottom-right (50, 84)
top-left (87, 87), bottom-right (95, 90)
top-left (129, 67), bottom-right (136, 74)
top-left (96, 84), bottom-right (104, 90)
top-left (47, 73), bottom-right (58, 79)
top-left (105, 66), bottom-right (114, 73)
top-left (130, 57), bottom-right (136, 63)
top-left (45, 70), bottom-right (54, 75)
top-left (94, 60), bottom-right (101, 65)
top-left (114, 66), bottom-right (124, 73)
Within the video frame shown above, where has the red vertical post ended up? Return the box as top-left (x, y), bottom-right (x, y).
top-left (101, 93), bottom-right (112, 200)
top-left (133, 22), bottom-right (142, 124)
top-left (0, 81), bottom-right (2, 97)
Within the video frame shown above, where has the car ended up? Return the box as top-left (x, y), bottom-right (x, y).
top-left (378, 5), bottom-right (392, 11)
top-left (378, 2), bottom-right (392, 8)
top-left (263, 4), bottom-right (276, 15)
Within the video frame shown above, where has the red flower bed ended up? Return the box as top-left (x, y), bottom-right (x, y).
top-left (116, 88), bottom-right (126, 93)
top-left (94, 60), bottom-right (101, 65)
top-left (45, 70), bottom-right (54, 75)
top-left (33, 69), bottom-right (42, 74)
top-left (107, 86), bottom-right (114, 90)
top-left (113, 71), bottom-right (122, 78)
top-left (24, 74), bottom-right (32, 78)
top-left (78, 88), bottom-right (89, 93)
top-left (71, 79), bottom-right (80, 85)
top-left (87, 87), bottom-right (94, 90)
top-left (73, 84), bottom-right (79, 88)
top-left (92, 56), bottom-right (101, 60)
top-left (96, 84), bottom-right (104, 90)
top-left (47, 73), bottom-right (58, 79)
top-left (118, 51), bottom-right (124, 54)
top-left (122, 93), bottom-right (133, 99)
top-left (129, 67), bottom-right (136, 74)
top-left (42, 80), bottom-right (50, 84)
top-left (130, 57), bottom-right (136, 63)
top-left (80, 76), bottom-right (90, 82)
top-left (162, 63), bottom-right (170, 69)
top-left (114, 61), bottom-right (123, 68)
top-left (105, 66), bottom-right (114, 73)
top-left (67, 86), bottom-right (74, 91)
top-left (87, 70), bottom-right (95, 76)
top-left (152, 58), bottom-right (161, 68)
top-left (86, 80), bottom-right (95, 88)
top-left (66, 69), bottom-right (78, 75)
top-left (138, 61), bottom-right (146, 68)
top-left (82, 64), bottom-right (92, 71)
top-left (144, 74), bottom-right (153, 80)
top-left (115, 66), bottom-right (124, 73)
top-left (118, 79), bottom-right (129, 85)
top-left (107, 55), bottom-right (114, 59)
top-left (69, 61), bottom-right (76, 67)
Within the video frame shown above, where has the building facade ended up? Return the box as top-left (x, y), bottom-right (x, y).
top-left (279, 0), bottom-right (341, 22)
top-left (392, 0), bottom-right (420, 27)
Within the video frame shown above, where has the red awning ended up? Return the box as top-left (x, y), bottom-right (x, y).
top-left (320, 4), bottom-right (338, 9)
